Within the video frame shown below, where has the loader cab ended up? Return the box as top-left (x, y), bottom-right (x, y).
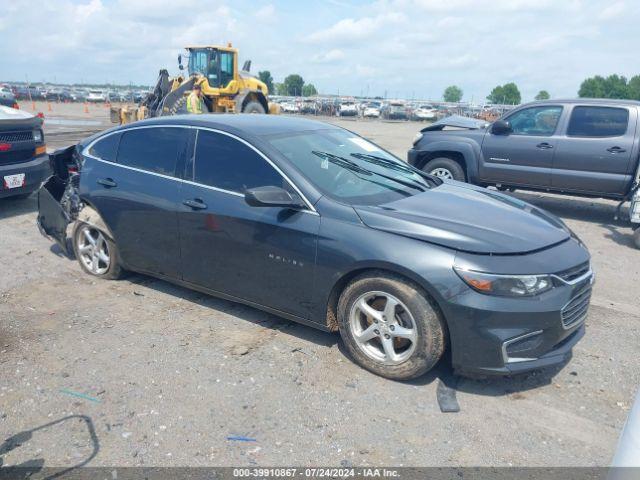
top-left (187, 47), bottom-right (236, 89)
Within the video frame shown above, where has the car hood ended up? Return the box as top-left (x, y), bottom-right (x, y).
top-left (354, 182), bottom-right (570, 254)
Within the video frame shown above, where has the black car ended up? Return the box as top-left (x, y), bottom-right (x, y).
top-left (0, 105), bottom-right (50, 199)
top-left (37, 115), bottom-right (592, 380)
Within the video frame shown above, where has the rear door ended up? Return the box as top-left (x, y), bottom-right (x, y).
top-left (178, 129), bottom-right (320, 319)
top-left (82, 126), bottom-right (190, 278)
top-left (552, 105), bottom-right (636, 195)
top-left (479, 105), bottom-right (563, 186)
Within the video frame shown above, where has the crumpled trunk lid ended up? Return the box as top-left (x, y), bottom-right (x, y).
top-left (36, 145), bottom-right (80, 254)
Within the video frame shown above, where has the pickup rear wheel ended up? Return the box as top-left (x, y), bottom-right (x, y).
top-left (423, 157), bottom-right (465, 181)
top-left (72, 222), bottom-right (123, 280)
top-left (337, 272), bottom-right (446, 380)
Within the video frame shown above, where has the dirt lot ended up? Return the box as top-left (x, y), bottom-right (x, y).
top-left (0, 102), bottom-right (638, 468)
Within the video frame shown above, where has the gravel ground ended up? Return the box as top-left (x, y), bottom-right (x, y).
top-left (0, 102), bottom-right (638, 468)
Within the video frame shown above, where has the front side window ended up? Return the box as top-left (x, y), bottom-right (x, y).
top-left (567, 106), bottom-right (629, 137)
top-left (194, 130), bottom-right (284, 193)
top-left (89, 132), bottom-right (120, 162)
top-left (188, 50), bottom-right (208, 76)
top-left (506, 106), bottom-right (562, 136)
top-left (266, 128), bottom-right (432, 206)
top-left (117, 127), bottom-right (188, 176)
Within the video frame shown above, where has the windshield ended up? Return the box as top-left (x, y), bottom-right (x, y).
top-left (265, 129), bottom-right (432, 205)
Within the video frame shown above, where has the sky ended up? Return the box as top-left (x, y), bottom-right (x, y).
top-left (1, 0), bottom-right (639, 102)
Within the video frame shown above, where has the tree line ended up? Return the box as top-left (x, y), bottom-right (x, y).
top-left (257, 71), bottom-right (317, 97)
top-left (258, 70), bottom-right (640, 104)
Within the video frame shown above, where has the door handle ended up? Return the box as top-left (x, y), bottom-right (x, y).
top-left (607, 146), bottom-right (626, 153)
top-left (536, 142), bottom-right (553, 149)
top-left (97, 177), bottom-right (117, 188)
top-left (183, 198), bottom-right (207, 210)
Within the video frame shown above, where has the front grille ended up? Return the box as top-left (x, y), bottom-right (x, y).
top-left (0, 131), bottom-right (34, 143)
top-left (556, 262), bottom-right (590, 283)
top-left (561, 287), bottom-right (591, 328)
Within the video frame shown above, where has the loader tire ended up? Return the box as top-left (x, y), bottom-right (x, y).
top-left (243, 101), bottom-right (266, 114)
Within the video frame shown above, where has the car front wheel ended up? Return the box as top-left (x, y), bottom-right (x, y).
top-left (72, 222), bottom-right (123, 279)
top-left (423, 157), bottom-right (465, 181)
top-left (337, 272), bottom-right (446, 380)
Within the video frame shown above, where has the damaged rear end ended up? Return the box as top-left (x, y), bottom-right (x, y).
top-left (37, 145), bottom-right (82, 254)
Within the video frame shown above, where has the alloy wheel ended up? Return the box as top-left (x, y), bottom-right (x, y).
top-left (348, 291), bottom-right (418, 365)
top-left (429, 167), bottom-right (454, 179)
top-left (77, 225), bottom-right (111, 275)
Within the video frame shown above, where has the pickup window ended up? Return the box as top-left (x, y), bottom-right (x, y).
top-left (506, 106), bottom-right (562, 136)
top-left (567, 106), bottom-right (629, 137)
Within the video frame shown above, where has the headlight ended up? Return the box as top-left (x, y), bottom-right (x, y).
top-left (454, 267), bottom-right (553, 297)
top-left (33, 129), bottom-right (43, 143)
top-left (412, 132), bottom-right (423, 145)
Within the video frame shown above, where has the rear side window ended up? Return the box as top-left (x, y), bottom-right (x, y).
top-left (567, 106), bottom-right (629, 137)
top-left (88, 133), bottom-right (120, 162)
top-left (193, 130), bottom-right (284, 192)
top-left (117, 127), bottom-right (188, 176)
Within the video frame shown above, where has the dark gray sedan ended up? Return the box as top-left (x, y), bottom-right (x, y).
top-left (37, 115), bottom-right (592, 380)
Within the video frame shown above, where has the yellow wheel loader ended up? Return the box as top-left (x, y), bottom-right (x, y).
top-left (112, 44), bottom-right (278, 124)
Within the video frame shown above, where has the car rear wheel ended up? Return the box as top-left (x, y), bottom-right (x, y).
top-left (337, 272), bottom-right (446, 380)
top-left (72, 222), bottom-right (123, 279)
top-left (423, 157), bottom-right (465, 181)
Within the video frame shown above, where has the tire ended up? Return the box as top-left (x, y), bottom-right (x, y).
top-left (337, 272), bottom-right (446, 380)
top-left (243, 100), bottom-right (265, 114)
top-left (423, 157), bottom-right (466, 181)
top-left (633, 227), bottom-right (640, 250)
top-left (72, 222), bottom-right (123, 280)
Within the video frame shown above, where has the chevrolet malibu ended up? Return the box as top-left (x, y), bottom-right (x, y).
top-left (37, 115), bottom-right (593, 380)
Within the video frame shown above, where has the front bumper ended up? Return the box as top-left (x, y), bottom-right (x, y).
top-left (438, 239), bottom-right (593, 377)
top-left (407, 147), bottom-right (420, 167)
top-left (0, 153), bottom-right (51, 198)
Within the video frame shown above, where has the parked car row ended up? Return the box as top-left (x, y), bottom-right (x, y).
top-left (2, 83), bottom-right (150, 103)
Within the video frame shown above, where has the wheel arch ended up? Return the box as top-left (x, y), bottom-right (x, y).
top-left (415, 140), bottom-right (481, 182)
top-left (239, 90), bottom-right (269, 113)
top-left (324, 263), bottom-right (449, 337)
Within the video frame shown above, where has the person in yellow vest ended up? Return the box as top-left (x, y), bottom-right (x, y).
top-left (187, 84), bottom-right (205, 114)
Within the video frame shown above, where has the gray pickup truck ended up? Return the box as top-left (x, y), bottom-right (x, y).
top-left (408, 99), bottom-right (640, 248)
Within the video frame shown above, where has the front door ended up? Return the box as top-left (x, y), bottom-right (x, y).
top-left (552, 105), bottom-right (636, 195)
top-left (480, 105), bottom-right (563, 187)
top-left (178, 129), bottom-right (319, 319)
top-left (84, 126), bottom-right (190, 278)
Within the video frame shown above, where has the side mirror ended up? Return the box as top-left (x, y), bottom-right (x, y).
top-left (178, 54), bottom-right (184, 70)
top-left (491, 120), bottom-right (512, 135)
top-left (245, 186), bottom-right (304, 209)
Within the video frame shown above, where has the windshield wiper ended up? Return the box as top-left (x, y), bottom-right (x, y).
top-left (312, 151), bottom-right (425, 192)
top-left (349, 153), bottom-right (437, 187)
top-left (312, 151), bottom-right (372, 175)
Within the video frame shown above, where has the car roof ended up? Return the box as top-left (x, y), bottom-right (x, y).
top-left (121, 114), bottom-right (340, 136)
top-left (526, 98), bottom-right (640, 107)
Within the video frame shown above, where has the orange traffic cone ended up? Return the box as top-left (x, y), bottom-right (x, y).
top-left (47, 102), bottom-right (52, 112)
top-left (31, 101), bottom-right (36, 110)
top-left (84, 102), bottom-right (89, 114)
